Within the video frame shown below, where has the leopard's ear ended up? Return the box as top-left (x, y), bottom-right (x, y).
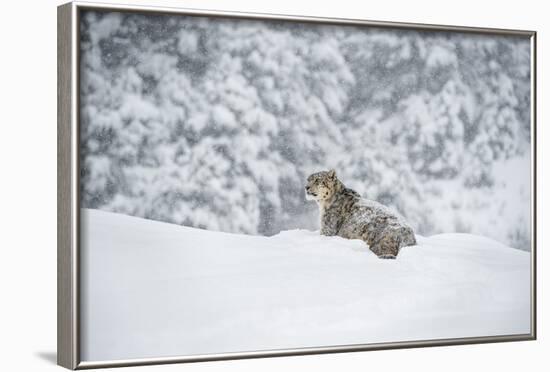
top-left (328, 169), bottom-right (336, 179)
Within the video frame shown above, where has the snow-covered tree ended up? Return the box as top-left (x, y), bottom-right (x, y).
top-left (80, 11), bottom-right (532, 250)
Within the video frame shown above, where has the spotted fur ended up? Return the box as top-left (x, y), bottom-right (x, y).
top-left (305, 169), bottom-right (416, 259)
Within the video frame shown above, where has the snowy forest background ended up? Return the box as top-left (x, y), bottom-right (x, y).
top-left (79, 11), bottom-right (532, 251)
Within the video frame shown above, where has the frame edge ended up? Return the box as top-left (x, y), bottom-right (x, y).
top-left (72, 0), bottom-right (535, 36)
top-left (58, 2), bottom-right (78, 370)
top-left (531, 30), bottom-right (537, 341)
top-left (75, 334), bottom-right (535, 370)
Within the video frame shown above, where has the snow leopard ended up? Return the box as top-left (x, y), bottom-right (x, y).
top-left (305, 169), bottom-right (416, 259)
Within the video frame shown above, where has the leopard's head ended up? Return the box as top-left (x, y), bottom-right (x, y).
top-left (305, 169), bottom-right (340, 203)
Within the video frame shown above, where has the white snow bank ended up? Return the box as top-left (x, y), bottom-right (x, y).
top-left (80, 209), bottom-right (531, 361)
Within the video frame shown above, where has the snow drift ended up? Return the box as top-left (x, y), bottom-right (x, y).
top-left (80, 208), bottom-right (531, 361)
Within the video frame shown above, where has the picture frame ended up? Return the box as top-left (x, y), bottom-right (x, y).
top-left (58, 1), bottom-right (537, 369)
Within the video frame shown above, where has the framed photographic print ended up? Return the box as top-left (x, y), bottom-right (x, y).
top-left (57, 1), bottom-right (537, 369)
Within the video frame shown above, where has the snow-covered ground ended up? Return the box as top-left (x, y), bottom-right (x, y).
top-left (80, 208), bottom-right (531, 361)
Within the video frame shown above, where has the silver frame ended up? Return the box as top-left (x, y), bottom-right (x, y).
top-left (57, 1), bottom-right (537, 369)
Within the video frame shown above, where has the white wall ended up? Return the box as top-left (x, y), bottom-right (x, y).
top-left (0, 0), bottom-right (545, 371)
